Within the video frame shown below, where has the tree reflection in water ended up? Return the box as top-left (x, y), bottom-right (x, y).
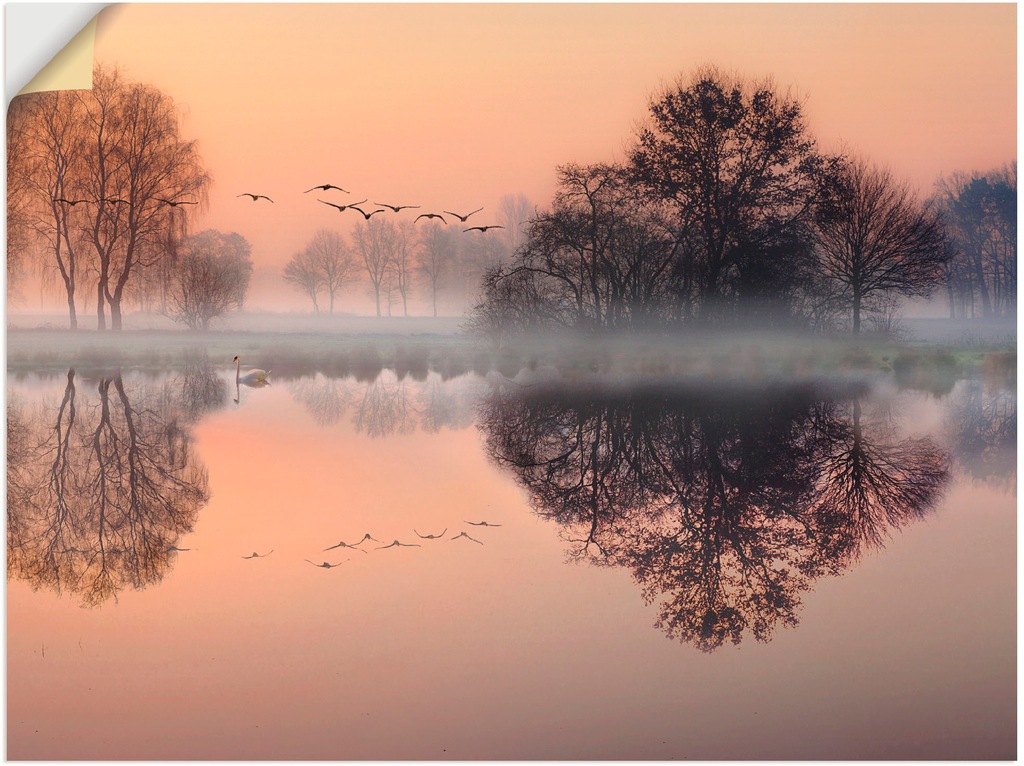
top-left (944, 379), bottom-right (1016, 492)
top-left (7, 369), bottom-right (210, 607)
top-left (479, 383), bottom-right (950, 652)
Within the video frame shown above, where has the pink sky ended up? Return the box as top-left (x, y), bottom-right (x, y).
top-left (85, 3), bottom-right (1016, 310)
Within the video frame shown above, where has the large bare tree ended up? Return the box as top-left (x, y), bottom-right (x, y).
top-left (11, 91), bottom-right (90, 328)
top-left (631, 67), bottom-right (828, 322)
top-left (77, 65), bottom-right (210, 330)
top-left (815, 158), bottom-right (947, 333)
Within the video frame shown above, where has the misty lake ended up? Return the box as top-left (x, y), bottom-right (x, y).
top-left (6, 351), bottom-right (1016, 760)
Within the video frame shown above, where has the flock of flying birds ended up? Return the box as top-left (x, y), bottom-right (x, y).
top-left (236, 182), bottom-right (506, 233)
top-left (57, 183), bottom-right (506, 233)
top-left (168, 521), bottom-right (502, 568)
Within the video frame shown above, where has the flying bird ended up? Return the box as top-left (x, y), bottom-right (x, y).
top-left (465, 521), bottom-right (502, 527)
top-left (414, 213), bottom-right (447, 224)
top-left (165, 545), bottom-right (192, 552)
top-left (414, 529), bottom-right (448, 539)
top-left (305, 183), bottom-right (349, 194)
top-left (156, 197), bottom-right (199, 207)
top-left (349, 206), bottom-right (386, 220)
top-left (101, 197), bottom-right (128, 205)
top-left (318, 198), bottom-right (367, 213)
top-left (463, 225), bottom-right (504, 233)
top-left (242, 550), bottom-right (274, 559)
top-left (352, 533), bottom-right (381, 547)
top-left (375, 540), bottom-right (422, 550)
top-left (323, 540), bottom-right (369, 553)
top-left (237, 193), bottom-right (274, 203)
top-left (374, 202), bottom-right (421, 212)
top-left (306, 560), bottom-right (346, 568)
top-left (444, 207), bottom-right (483, 222)
top-left (450, 532), bottom-right (483, 544)
top-left (55, 198), bottom-right (90, 206)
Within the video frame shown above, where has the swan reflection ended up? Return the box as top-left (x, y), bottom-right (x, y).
top-left (479, 382), bottom-right (951, 651)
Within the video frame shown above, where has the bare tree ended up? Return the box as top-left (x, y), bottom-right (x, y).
top-left (631, 67), bottom-right (828, 323)
top-left (388, 221), bottom-right (415, 316)
top-left (498, 192), bottom-right (533, 252)
top-left (306, 228), bottom-right (358, 313)
top-left (77, 65), bottom-right (210, 331)
top-left (815, 158), bottom-right (947, 333)
top-left (932, 167), bottom-right (1016, 319)
top-left (166, 230), bottom-right (252, 330)
top-left (352, 217), bottom-right (395, 317)
top-left (6, 97), bottom-right (38, 298)
top-left (11, 91), bottom-right (89, 328)
top-left (283, 247), bottom-right (324, 312)
top-left (416, 222), bottom-right (457, 317)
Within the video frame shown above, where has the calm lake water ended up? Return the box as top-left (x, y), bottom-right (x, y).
top-left (7, 359), bottom-right (1016, 759)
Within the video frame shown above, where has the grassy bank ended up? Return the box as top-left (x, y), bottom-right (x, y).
top-left (7, 323), bottom-right (1015, 395)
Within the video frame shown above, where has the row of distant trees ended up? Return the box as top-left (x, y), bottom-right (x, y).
top-left (933, 168), bottom-right (1017, 319)
top-left (469, 67), bottom-right (1016, 338)
top-left (283, 196), bottom-right (531, 318)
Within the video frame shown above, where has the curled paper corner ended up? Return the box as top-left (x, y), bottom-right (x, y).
top-left (12, 5), bottom-right (115, 99)
top-left (17, 15), bottom-right (98, 96)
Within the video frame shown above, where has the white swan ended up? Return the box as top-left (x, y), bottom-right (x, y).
top-left (233, 356), bottom-right (271, 384)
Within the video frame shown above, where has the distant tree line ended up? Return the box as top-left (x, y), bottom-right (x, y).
top-left (470, 67), bottom-right (1015, 339)
top-left (282, 193), bottom-right (533, 317)
top-left (931, 166), bottom-right (1017, 319)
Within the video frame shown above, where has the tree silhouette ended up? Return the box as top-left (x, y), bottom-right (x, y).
top-left (166, 230), bottom-right (252, 330)
top-left (815, 158), bottom-right (947, 333)
top-left (7, 370), bottom-right (210, 606)
top-left (944, 379), bottom-right (1016, 490)
top-left (9, 90), bottom-right (89, 328)
top-left (931, 167), bottom-right (1016, 318)
top-left (77, 66), bottom-right (210, 331)
top-left (416, 222), bottom-right (457, 317)
top-left (480, 383), bottom-right (950, 651)
top-left (353, 218), bottom-right (396, 317)
top-left (630, 66), bottom-right (829, 323)
top-left (283, 245), bottom-right (324, 312)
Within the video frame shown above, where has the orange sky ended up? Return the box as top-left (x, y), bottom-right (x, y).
top-left (88, 3), bottom-right (1015, 307)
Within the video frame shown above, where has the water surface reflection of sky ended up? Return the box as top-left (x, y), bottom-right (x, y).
top-left (6, 367), bottom-right (1015, 759)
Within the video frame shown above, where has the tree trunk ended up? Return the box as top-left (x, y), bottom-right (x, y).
top-left (109, 297), bottom-right (123, 331)
top-left (852, 290), bottom-right (862, 335)
top-left (432, 284), bottom-right (438, 318)
top-left (374, 284), bottom-right (381, 317)
top-left (96, 283), bottom-right (106, 331)
top-left (66, 285), bottom-right (78, 330)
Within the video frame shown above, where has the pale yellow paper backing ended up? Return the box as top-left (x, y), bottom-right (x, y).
top-left (17, 15), bottom-right (98, 96)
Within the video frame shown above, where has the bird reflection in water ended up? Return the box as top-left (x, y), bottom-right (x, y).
top-left (450, 531), bottom-right (484, 545)
top-left (414, 529), bottom-right (448, 539)
top-left (306, 560), bottom-right (346, 569)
